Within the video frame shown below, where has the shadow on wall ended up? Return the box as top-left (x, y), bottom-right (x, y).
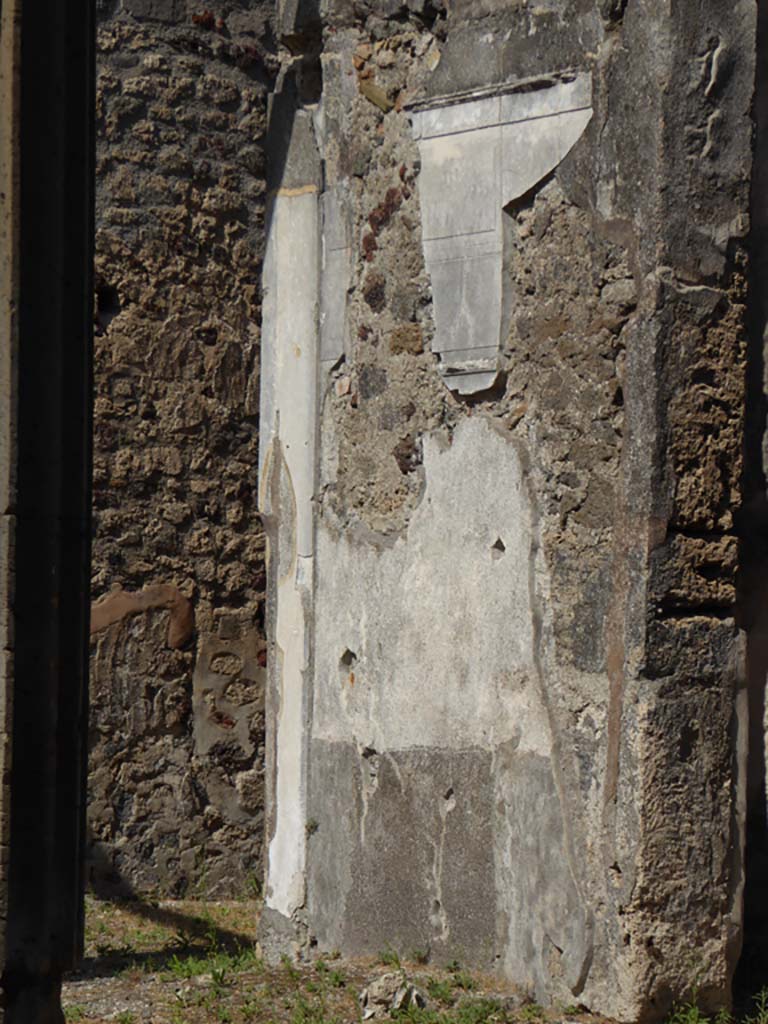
top-left (263, 0), bottom-right (322, 240)
top-left (79, 841), bottom-right (259, 981)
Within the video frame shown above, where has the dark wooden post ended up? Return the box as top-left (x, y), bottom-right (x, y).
top-left (0, 1), bottom-right (94, 1020)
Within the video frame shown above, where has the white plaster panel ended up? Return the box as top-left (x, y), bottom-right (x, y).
top-left (258, 203), bottom-right (279, 485)
top-left (321, 184), bottom-right (350, 252)
top-left (320, 246), bottom-right (350, 366)
top-left (412, 75), bottom-right (592, 395)
top-left (259, 187), bottom-right (320, 918)
top-left (267, 191), bottom-right (319, 559)
top-left (320, 186), bottom-right (352, 368)
top-left (268, 552), bottom-right (310, 916)
top-left (501, 107), bottom-right (594, 203)
top-left (430, 252), bottom-right (501, 357)
top-left (418, 127), bottom-right (501, 241)
top-left (424, 230), bottom-right (501, 264)
top-left (312, 417), bottom-right (551, 756)
top-left (499, 73), bottom-right (591, 123)
top-left (412, 94), bottom-right (500, 140)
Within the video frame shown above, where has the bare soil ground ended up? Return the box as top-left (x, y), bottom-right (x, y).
top-left (62, 897), bottom-right (602, 1024)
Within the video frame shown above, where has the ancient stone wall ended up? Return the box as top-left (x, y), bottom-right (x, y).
top-left (89, 0), bottom-right (273, 898)
top-left (259, 0), bottom-right (758, 1018)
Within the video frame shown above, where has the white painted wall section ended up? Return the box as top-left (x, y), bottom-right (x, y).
top-left (312, 417), bottom-right (551, 758)
top-left (411, 75), bottom-right (593, 395)
top-left (259, 187), bottom-right (320, 917)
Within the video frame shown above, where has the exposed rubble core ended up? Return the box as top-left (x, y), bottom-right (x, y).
top-left (89, 0), bottom-right (274, 898)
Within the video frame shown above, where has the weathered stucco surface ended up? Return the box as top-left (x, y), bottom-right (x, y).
top-left (90, 0), bottom-right (273, 897)
top-left (259, 0), bottom-right (758, 1019)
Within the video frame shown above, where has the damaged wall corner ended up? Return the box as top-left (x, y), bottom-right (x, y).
top-left (259, 0), bottom-right (757, 1020)
top-left (257, 0), bottom-right (760, 1017)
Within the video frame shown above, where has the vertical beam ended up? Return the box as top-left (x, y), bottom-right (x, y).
top-left (0, 1), bottom-right (94, 1020)
top-left (0, 0), bottom-right (22, 989)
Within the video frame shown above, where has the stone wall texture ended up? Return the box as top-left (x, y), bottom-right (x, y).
top-left (89, 0), bottom-right (274, 898)
top-left (258, 0), bottom-right (759, 1020)
top-left (88, 0), bottom-right (767, 1019)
